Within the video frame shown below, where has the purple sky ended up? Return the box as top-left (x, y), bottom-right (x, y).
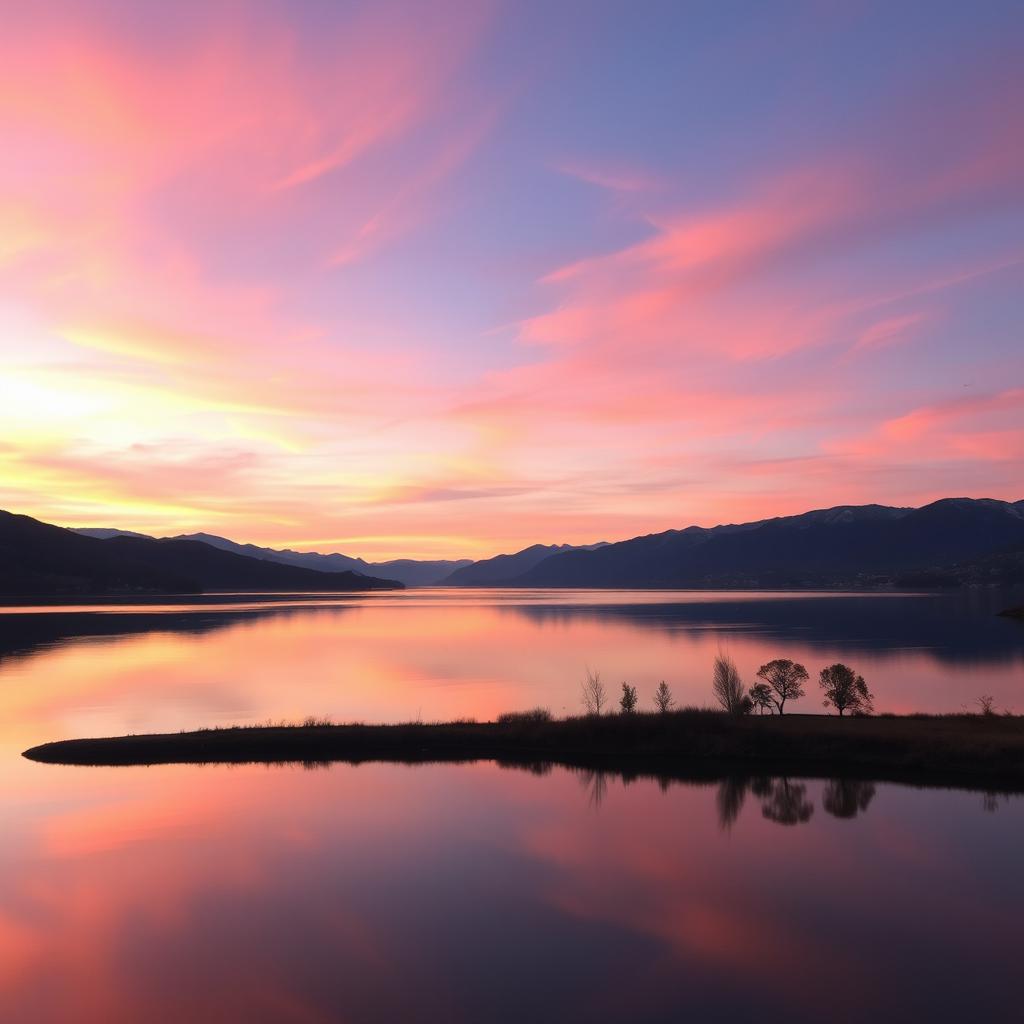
top-left (1, 0), bottom-right (1021, 557)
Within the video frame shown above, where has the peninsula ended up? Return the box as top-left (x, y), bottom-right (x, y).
top-left (24, 710), bottom-right (1024, 791)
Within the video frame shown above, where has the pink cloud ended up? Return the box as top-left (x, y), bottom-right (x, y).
top-left (829, 389), bottom-right (1024, 463)
top-left (852, 312), bottom-right (928, 352)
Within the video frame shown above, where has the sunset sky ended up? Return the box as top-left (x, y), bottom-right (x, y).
top-left (1, 0), bottom-right (1021, 559)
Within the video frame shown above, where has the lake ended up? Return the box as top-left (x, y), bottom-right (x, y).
top-left (2, 588), bottom-right (1023, 1021)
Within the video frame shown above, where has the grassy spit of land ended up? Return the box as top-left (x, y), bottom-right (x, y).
top-left (22, 710), bottom-right (1024, 791)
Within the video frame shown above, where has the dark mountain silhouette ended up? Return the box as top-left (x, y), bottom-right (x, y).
top-left (480, 498), bottom-right (1024, 588)
top-left (1, 512), bottom-right (197, 595)
top-left (57, 496), bottom-right (1024, 591)
top-left (2, 511), bottom-right (402, 595)
top-left (75, 529), bottom-right (470, 586)
top-left (442, 542), bottom-right (608, 586)
top-left (106, 536), bottom-right (401, 592)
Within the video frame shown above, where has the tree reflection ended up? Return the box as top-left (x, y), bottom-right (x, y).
top-left (758, 778), bottom-right (814, 826)
top-left (715, 777), bottom-right (749, 831)
top-left (822, 779), bottom-right (876, 818)
top-left (550, 765), bottom-right (884, 825)
top-left (576, 768), bottom-right (609, 808)
top-left (982, 791), bottom-right (1003, 813)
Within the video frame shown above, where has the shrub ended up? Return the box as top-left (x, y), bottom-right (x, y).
top-left (301, 715), bottom-right (334, 728)
top-left (619, 683), bottom-right (639, 714)
top-left (496, 708), bottom-right (552, 725)
top-left (749, 682), bottom-right (774, 714)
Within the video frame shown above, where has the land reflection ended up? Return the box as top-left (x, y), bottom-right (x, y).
top-left (505, 586), bottom-right (1024, 665)
top-left (2, 587), bottom-right (1022, 670)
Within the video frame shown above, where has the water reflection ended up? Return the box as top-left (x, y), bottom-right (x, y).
top-left (756, 777), bottom-right (815, 826)
top-left (2, 588), bottom-right (1022, 673)
top-left (0, 760), bottom-right (1019, 1022)
top-left (565, 767), bottom-right (879, 829)
top-left (506, 587), bottom-right (1024, 666)
top-left (822, 778), bottom-right (877, 819)
top-left (0, 602), bottom-right (342, 666)
top-left (1, 589), bottom-right (1023, 744)
top-left (1, 593), bottom-right (1022, 1021)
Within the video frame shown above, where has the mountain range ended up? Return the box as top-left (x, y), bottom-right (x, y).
top-left (75, 530), bottom-right (473, 588)
top-left (65, 497), bottom-right (1024, 589)
top-left (0, 512), bottom-right (402, 595)
top-left (496, 498), bottom-right (1024, 588)
top-left (3, 496), bottom-right (1023, 596)
top-left (442, 542), bottom-right (609, 586)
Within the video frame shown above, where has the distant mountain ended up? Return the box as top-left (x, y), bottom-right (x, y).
top-left (75, 527), bottom-right (155, 541)
top-left (105, 536), bottom-right (401, 592)
top-left (483, 499), bottom-right (1024, 588)
top-left (3, 512), bottom-right (402, 595)
top-left (74, 529), bottom-right (470, 586)
top-left (170, 533), bottom-right (470, 587)
top-left (58, 496), bottom-right (1024, 592)
top-left (369, 558), bottom-right (474, 587)
top-left (443, 542), bottom-right (608, 586)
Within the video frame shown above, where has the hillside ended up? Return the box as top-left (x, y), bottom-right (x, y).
top-left (443, 542), bottom-right (607, 586)
top-left (2, 512), bottom-right (403, 595)
top-left (106, 536), bottom-right (402, 592)
top-left (78, 529), bottom-right (470, 586)
top-left (494, 499), bottom-right (1024, 588)
top-left (0, 512), bottom-right (197, 595)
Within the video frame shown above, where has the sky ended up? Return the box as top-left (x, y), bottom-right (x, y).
top-left (1, 0), bottom-right (1022, 560)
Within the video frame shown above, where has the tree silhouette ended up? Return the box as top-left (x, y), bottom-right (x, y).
top-left (712, 652), bottom-right (748, 714)
top-left (653, 680), bottom-right (675, 713)
top-left (759, 777), bottom-right (814, 825)
top-left (748, 682), bottom-right (774, 714)
top-left (619, 682), bottom-right (638, 714)
top-left (819, 663), bottom-right (874, 716)
top-left (822, 778), bottom-right (876, 818)
top-left (756, 659), bottom-right (808, 715)
top-left (580, 669), bottom-right (606, 715)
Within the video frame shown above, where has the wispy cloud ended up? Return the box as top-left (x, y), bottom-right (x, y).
top-left (0, 3), bottom-right (1021, 555)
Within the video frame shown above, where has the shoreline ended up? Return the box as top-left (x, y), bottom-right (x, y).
top-left (23, 711), bottom-right (1024, 791)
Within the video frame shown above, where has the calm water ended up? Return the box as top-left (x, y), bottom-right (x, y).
top-left (2, 589), bottom-right (1023, 1022)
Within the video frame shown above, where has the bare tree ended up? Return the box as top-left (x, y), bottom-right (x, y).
top-left (976, 694), bottom-right (996, 716)
top-left (619, 682), bottom-right (638, 714)
top-left (653, 680), bottom-right (675, 713)
top-left (580, 669), bottom-right (607, 716)
top-left (819, 663), bottom-right (874, 716)
top-left (712, 652), bottom-right (748, 714)
top-left (749, 682), bottom-right (774, 715)
top-left (755, 659), bottom-right (808, 715)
